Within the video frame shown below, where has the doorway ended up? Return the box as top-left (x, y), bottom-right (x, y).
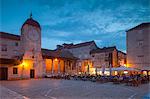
top-left (0, 67), bottom-right (8, 80)
top-left (30, 69), bottom-right (35, 78)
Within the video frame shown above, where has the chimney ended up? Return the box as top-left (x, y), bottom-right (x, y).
top-left (57, 45), bottom-right (63, 49)
top-left (63, 43), bottom-right (73, 48)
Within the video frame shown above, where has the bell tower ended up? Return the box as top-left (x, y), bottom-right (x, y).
top-left (20, 14), bottom-right (44, 78)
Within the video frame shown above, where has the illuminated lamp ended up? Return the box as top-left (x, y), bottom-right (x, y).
top-left (143, 71), bottom-right (147, 75)
top-left (124, 71), bottom-right (128, 74)
top-left (54, 58), bottom-right (58, 61)
top-left (124, 64), bottom-right (127, 67)
top-left (104, 71), bottom-right (110, 75)
top-left (114, 71), bottom-right (118, 75)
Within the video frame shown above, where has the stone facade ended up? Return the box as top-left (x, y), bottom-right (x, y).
top-left (0, 17), bottom-right (77, 80)
top-left (90, 46), bottom-right (126, 75)
top-left (20, 17), bottom-right (45, 78)
top-left (91, 47), bottom-right (118, 68)
top-left (0, 17), bottom-right (45, 80)
top-left (0, 32), bottom-right (21, 59)
top-left (127, 23), bottom-right (150, 71)
top-left (118, 51), bottom-right (126, 66)
top-left (56, 41), bottom-right (98, 74)
top-left (0, 17), bottom-right (134, 79)
top-left (42, 49), bottom-right (77, 75)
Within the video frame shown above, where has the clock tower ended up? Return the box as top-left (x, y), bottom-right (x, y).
top-left (20, 15), bottom-right (45, 78)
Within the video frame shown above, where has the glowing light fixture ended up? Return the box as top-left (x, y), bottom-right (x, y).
top-left (114, 71), bottom-right (118, 75)
top-left (22, 61), bottom-right (26, 66)
top-left (143, 71), bottom-right (147, 75)
top-left (124, 71), bottom-right (128, 74)
top-left (124, 64), bottom-right (127, 67)
top-left (54, 58), bottom-right (58, 61)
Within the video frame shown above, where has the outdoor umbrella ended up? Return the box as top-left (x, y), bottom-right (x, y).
top-left (112, 66), bottom-right (136, 71)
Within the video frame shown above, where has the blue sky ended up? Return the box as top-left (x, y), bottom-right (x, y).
top-left (1, 0), bottom-right (150, 52)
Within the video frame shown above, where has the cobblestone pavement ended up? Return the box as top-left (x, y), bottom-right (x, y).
top-left (0, 79), bottom-right (149, 99)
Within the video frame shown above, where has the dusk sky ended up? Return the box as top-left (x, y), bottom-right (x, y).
top-left (1, 0), bottom-right (150, 52)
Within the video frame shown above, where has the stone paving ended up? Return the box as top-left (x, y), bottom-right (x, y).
top-left (0, 85), bottom-right (28, 99)
top-left (0, 79), bottom-right (149, 99)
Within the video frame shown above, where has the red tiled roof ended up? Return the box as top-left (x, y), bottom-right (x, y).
top-left (21, 18), bottom-right (41, 30)
top-left (0, 32), bottom-right (20, 41)
top-left (126, 22), bottom-right (150, 32)
top-left (62, 41), bottom-right (96, 49)
top-left (42, 49), bottom-right (59, 58)
top-left (42, 48), bottom-right (78, 60)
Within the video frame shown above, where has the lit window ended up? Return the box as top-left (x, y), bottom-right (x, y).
top-left (13, 68), bottom-right (18, 74)
top-left (143, 71), bottom-right (147, 75)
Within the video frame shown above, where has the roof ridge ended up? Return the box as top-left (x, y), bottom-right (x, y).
top-left (74, 40), bottom-right (94, 45)
top-left (0, 32), bottom-right (20, 40)
top-left (0, 32), bottom-right (20, 36)
top-left (63, 40), bottom-right (95, 49)
top-left (126, 22), bottom-right (150, 32)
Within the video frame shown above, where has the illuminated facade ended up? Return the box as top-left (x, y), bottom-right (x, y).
top-left (0, 16), bottom-right (45, 80)
top-left (0, 16), bottom-right (77, 80)
top-left (42, 49), bottom-right (77, 75)
top-left (0, 16), bottom-right (131, 80)
top-left (56, 41), bottom-right (98, 74)
top-left (127, 23), bottom-right (150, 74)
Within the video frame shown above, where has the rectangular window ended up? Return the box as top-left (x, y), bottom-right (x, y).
top-left (15, 42), bottom-right (18, 46)
top-left (1, 45), bottom-right (7, 51)
top-left (137, 55), bottom-right (144, 57)
top-left (13, 68), bottom-right (18, 74)
top-left (138, 40), bottom-right (143, 47)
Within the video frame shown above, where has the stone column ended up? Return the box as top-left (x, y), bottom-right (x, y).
top-left (58, 60), bottom-right (60, 74)
top-left (51, 59), bottom-right (54, 74)
top-left (70, 61), bottom-right (73, 75)
top-left (64, 61), bottom-right (66, 74)
top-left (65, 60), bottom-right (68, 74)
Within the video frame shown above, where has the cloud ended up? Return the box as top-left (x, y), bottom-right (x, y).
top-left (41, 37), bottom-right (71, 50)
top-left (1, 0), bottom-right (150, 51)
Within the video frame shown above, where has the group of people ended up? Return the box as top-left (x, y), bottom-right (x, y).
top-left (45, 73), bottom-right (150, 87)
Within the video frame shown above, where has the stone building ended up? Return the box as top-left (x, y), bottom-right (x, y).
top-left (126, 22), bottom-right (150, 75)
top-left (0, 16), bottom-right (77, 80)
top-left (90, 46), bottom-right (126, 75)
top-left (42, 49), bottom-right (77, 75)
top-left (118, 50), bottom-right (126, 66)
top-left (0, 16), bottom-right (45, 80)
top-left (0, 15), bottom-right (129, 80)
top-left (0, 32), bottom-right (22, 80)
top-left (56, 41), bottom-right (98, 74)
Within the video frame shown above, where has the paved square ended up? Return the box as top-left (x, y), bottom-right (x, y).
top-left (0, 79), bottom-right (149, 99)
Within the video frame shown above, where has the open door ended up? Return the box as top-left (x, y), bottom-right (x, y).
top-left (0, 67), bottom-right (8, 80)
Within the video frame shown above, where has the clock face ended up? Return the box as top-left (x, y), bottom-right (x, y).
top-left (28, 29), bottom-right (40, 41)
